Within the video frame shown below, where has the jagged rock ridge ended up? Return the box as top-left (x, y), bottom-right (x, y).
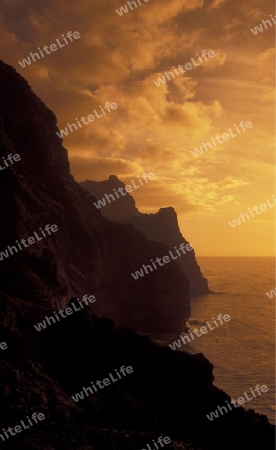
top-left (0, 60), bottom-right (274, 450)
top-left (0, 60), bottom-right (189, 333)
top-left (81, 177), bottom-right (209, 295)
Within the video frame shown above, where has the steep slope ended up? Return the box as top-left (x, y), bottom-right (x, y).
top-left (0, 60), bottom-right (274, 450)
top-left (0, 60), bottom-right (189, 333)
top-left (129, 207), bottom-right (209, 295)
top-left (82, 175), bottom-right (140, 221)
top-left (81, 177), bottom-right (209, 295)
top-left (0, 310), bottom-right (274, 450)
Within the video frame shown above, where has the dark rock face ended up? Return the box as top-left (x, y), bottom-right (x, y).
top-left (0, 60), bottom-right (190, 334)
top-left (0, 60), bottom-right (274, 450)
top-left (128, 208), bottom-right (210, 295)
top-left (1, 314), bottom-right (274, 450)
top-left (81, 176), bottom-right (140, 221)
top-left (80, 178), bottom-right (209, 295)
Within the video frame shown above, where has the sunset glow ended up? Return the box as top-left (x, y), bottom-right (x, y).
top-left (1, 0), bottom-right (275, 256)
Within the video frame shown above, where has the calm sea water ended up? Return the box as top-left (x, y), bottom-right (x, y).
top-left (153, 257), bottom-right (275, 424)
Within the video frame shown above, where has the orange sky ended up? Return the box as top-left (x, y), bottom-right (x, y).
top-left (1, 0), bottom-right (275, 256)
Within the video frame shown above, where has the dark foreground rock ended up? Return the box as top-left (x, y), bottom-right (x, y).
top-left (0, 311), bottom-right (274, 450)
top-left (0, 60), bottom-right (274, 450)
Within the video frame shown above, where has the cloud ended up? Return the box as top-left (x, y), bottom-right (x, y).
top-left (70, 156), bottom-right (141, 182)
top-left (209, 0), bottom-right (228, 9)
top-left (0, 0), bottom-right (274, 255)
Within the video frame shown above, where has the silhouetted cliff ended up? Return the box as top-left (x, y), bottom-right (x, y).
top-left (0, 60), bottom-right (274, 450)
top-left (0, 60), bottom-right (189, 334)
top-left (81, 177), bottom-right (209, 295)
top-left (82, 175), bottom-right (140, 221)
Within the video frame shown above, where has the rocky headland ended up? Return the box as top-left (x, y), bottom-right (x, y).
top-left (0, 60), bottom-right (274, 450)
top-left (81, 177), bottom-right (209, 295)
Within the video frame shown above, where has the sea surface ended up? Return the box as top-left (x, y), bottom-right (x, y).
top-left (152, 257), bottom-right (275, 424)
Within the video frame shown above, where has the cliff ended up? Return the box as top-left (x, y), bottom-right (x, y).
top-left (0, 60), bottom-right (189, 334)
top-left (82, 175), bottom-right (140, 221)
top-left (81, 177), bottom-right (209, 295)
top-left (0, 60), bottom-right (274, 450)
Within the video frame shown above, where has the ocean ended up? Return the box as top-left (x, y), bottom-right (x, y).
top-left (152, 257), bottom-right (275, 424)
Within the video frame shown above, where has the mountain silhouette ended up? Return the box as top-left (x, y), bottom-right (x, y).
top-left (0, 60), bottom-right (274, 450)
top-left (0, 60), bottom-right (190, 334)
top-left (81, 177), bottom-right (209, 295)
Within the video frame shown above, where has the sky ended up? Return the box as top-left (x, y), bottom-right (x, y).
top-left (1, 0), bottom-right (275, 256)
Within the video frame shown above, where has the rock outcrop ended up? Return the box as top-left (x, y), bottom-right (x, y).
top-left (81, 177), bottom-right (209, 295)
top-left (0, 310), bottom-right (274, 450)
top-left (0, 60), bottom-right (190, 333)
top-left (0, 60), bottom-right (274, 450)
top-left (82, 175), bottom-right (140, 221)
